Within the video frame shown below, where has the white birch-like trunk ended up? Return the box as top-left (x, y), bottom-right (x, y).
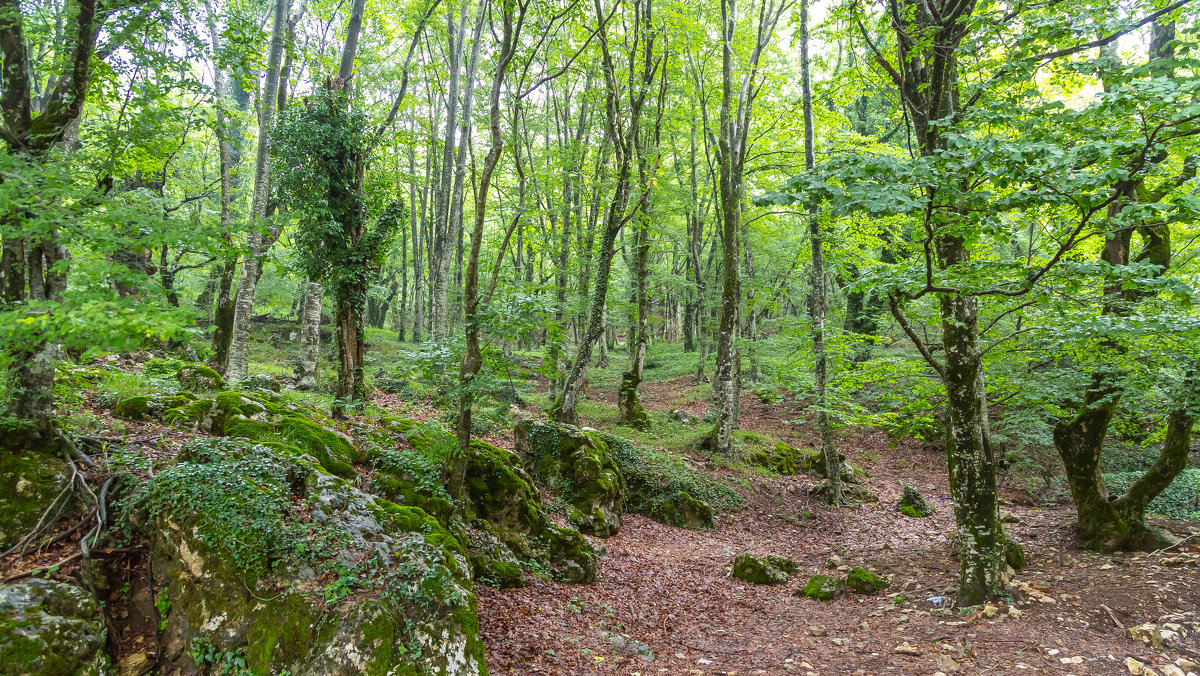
top-left (223, 0), bottom-right (289, 382)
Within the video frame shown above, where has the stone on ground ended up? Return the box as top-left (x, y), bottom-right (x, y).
top-left (0, 579), bottom-right (109, 675)
top-left (732, 553), bottom-right (795, 585)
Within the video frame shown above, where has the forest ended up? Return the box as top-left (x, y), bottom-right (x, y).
top-left (0, 0), bottom-right (1198, 672)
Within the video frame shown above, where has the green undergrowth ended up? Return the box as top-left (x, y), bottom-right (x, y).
top-left (1104, 468), bottom-right (1200, 519)
top-left (134, 439), bottom-right (305, 576)
top-left (602, 434), bottom-right (742, 513)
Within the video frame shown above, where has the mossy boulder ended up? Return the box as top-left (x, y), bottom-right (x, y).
top-left (747, 441), bottom-right (805, 475)
top-left (515, 420), bottom-right (625, 537)
top-left (0, 450), bottom-right (68, 548)
top-left (144, 438), bottom-right (486, 676)
top-left (731, 553), bottom-right (795, 585)
top-left (846, 567), bottom-right (887, 594)
top-left (648, 491), bottom-right (714, 529)
top-left (175, 363), bottom-right (222, 391)
top-left (465, 437), bottom-right (598, 584)
top-left (113, 393), bottom-right (194, 420)
top-left (378, 416), bottom-right (599, 586)
top-left (0, 579), bottom-right (109, 675)
top-left (898, 483), bottom-right (932, 518)
top-left (164, 391), bottom-right (360, 478)
top-left (799, 575), bottom-right (846, 601)
top-left (240, 373), bottom-right (282, 392)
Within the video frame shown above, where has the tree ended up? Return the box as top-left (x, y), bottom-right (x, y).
top-left (710, 0), bottom-right (790, 455)
top-left (800, 0), bottom-right (841, 504)
top-left (222, 0), bottom-right (290, 382)
top-left (551, 0), bottom-right (666, 426)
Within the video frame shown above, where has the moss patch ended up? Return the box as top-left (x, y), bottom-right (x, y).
top-left (799, 575), bottom-right (846, 601)
top-left (731, 553), bottom-right (793, 585)
top-left (648, 491), bottom-right (714, 529)
top-left (0, 450), bottom-right (67, 548)
top-left (845, 567), bottom-right (887, 594)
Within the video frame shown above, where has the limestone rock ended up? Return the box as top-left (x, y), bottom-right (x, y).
top-left (0, 450), bottom-right (67, 548)
top-left (144, 439), bottom-right (486, 676)
top-left (649, 491), bottom-right (714, 529)
top-left (732, 553), bottom-right (794, 585)
top-left (799, 575), bottom-right (846, 601)
top-left (0, 579), bottom-right (109, 675)
top-left (516, 420), bottom-right (625, 537)
top-left (176, 363), bottom-right (223, 391)
top-left (1128, 622), bottom-right (1181, 649)
top-left (669, 409), bottom-right (698, 424)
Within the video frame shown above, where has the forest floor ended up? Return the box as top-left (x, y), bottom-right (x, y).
top-left (2, 347), bottom-right (1198, 676)
top-left (478, 375), bottom-right (1200, 676)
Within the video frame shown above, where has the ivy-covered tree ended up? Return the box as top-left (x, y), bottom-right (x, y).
top-left (272, 89), bottom-right (403, 416)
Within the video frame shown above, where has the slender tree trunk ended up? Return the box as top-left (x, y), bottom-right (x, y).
top-left (223, 0), bottom-right (290, 382)
top-left (801, 0), bottom-right (841, 504)
top-left (450, 0), bottom-right (522, 500)
top-left (430, 2), bottom-right (470, 342)
top-left (296, 280), bottom-right (321, 389)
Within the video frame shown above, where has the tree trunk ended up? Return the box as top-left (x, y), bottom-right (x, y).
top-left (429, 2), bottom-right (470, 342)
top-left (619, 200), bottom-right (652, 430)
top-left (295, 280), bottom-right (321, 389)
top-left (1052, 19), bottom-right (1186, 553)
top-left (449, 1), bottom-right (522, 500)
top-left (223, 0), bottom-right (289, 382)
top-left (801, 0), bottom-right (841, 504)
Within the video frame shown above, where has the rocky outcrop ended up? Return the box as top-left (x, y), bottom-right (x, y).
top-left (378, 417), bottom-right (600, 587)
top-left (142, 438), bottom-right (486, 676)
top-left (516, 420), bottom-right (624, 537)
top-left (164, 391), bottom-right (360, 478)
top-left (0, 579), bottom-right (109, 675)
top-left (0, 450), bottom-right (67, 548)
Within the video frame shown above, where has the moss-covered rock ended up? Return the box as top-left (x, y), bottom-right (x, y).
top-left (113, 393), bottom-right (194, 420)
top-left (799, 575), bottom-right (846, 601)
top-left (144, 438), bottom-right (485, 676)
top-left (0, 579), bottom-right (109, 675)
top-left (731, 553), bottom-right (792, 585)
top-left (747, 441), bottom-right (806, 475)
top-left (648, 491), bottom-right (714, 529)
top-left (240, 373), bottom-right (282, 392)
top-left (176, 363), bottom-right (222, 391)
top-left (845, 567), bottom-right (887, 594)
top-left (465, 437), bottom-right (598, 584)
top-left (0, 450), bottom-right (67, 548)
top-left (898, 483), bottom-right (932, 518)
top-left (516, 420), bottom-right (625, 537)
top-left (377, 416), bottom-right (599, 587)
top-left (161, 390), bottom-right (362, 478)
top-left (1005, 538), bottom-right (1026, 570)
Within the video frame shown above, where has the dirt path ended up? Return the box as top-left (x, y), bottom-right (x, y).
top-left (478, 386), bottom-right (1200, 675)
